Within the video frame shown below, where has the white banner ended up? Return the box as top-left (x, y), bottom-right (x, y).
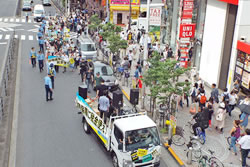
top-left (149, 7), bottom-right (162, 26)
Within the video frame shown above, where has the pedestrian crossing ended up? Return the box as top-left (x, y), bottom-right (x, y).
top-left (0, 34), bottom-right (38, 41)
top-left (0, 17), bottom-right (39, 24)
top-left (0, 33), bottom-right (78, 41)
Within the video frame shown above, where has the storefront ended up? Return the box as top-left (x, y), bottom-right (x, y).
top-left (109, 0), bottom-right (140, 25)
top-left (233, 41), bottom-right (250, 94)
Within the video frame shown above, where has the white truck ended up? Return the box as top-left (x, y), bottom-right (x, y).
top-left (75, 93), bottom-right (161, 167)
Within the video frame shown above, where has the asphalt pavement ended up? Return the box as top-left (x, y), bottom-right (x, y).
top-left (0, 0), bottom-right (19, 17)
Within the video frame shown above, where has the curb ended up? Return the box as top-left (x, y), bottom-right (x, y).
top-left (120, 86), bottom-right (185, 167)
top-left (164, 143), bottom-right (185, 167)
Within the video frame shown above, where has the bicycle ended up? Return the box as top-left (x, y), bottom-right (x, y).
top-left (185, 137), bottom-right (202, 162)
top-left (172, 117), bottom-right (195, 146)
top-left (198, 149), bottom-right (224, 167)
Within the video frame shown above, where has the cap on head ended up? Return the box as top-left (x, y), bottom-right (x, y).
top-left (50, 63), bottom-right (54, 67)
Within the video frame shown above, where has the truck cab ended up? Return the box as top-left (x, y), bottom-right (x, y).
top-left (111, 115), bottom-right (161, 167)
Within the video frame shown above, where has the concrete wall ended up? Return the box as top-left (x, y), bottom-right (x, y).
top-left (199, 0), bottom-right (227, 86)
top-left (227, 0), bottom-right (250, 91)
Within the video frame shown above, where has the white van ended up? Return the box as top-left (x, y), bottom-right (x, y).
top-left (33, 4), bottom-right (45, 22)
top-left (77, 35), bottom-right (97, 61)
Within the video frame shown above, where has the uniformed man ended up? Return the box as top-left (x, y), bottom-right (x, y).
top-left (44, 74), bottom-right (53, 101)
top-left (48, 63), bottom-right (56, 89)
top-left (37, 51), bottom-right (45, 72)
top-left (29, 47), bottom-right (37, 68)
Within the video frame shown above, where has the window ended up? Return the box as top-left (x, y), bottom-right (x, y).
top-left (81, 44), bottom-right (96, 51)
top-left (114, 125), bottom-right (123, 142)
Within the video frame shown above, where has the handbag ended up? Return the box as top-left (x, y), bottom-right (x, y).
top-left (216, 113), bottom-right (223, 121)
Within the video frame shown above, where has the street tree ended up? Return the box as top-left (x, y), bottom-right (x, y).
top-left (89, 14), bottom-right (102, 32)
top-left (143, 52), bottom-right (191, 123)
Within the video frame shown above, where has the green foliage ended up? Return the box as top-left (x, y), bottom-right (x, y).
top-left (89, 14), bottom-right (102, 31)
top-left (143, 52), bottom-right (191, 107)
top-left (107, 34), bottom-right (128, 55)
top-left (100, 23), bottom-right (122, 41)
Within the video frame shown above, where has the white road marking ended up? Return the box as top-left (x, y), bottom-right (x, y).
top-left (16, 18), bottom-right (20, 22)
top-left (34, 25), bottom-right (40, 28)
top-left (6, 28), bottom-right (14, 31)
top-left (10, 18), bottom-right (14, 22)
top-left (0, 34), bottom-right (2, 39)
top-left (4, 18), bottom-right (8, 22)
top-left (21, 35), bottom-right (25, 40)
top-left (21, 19), bottom-right (25, 22)
top-left (28, 35), bottom-right (33, 40)
top-left (0, 28), bottom-right (7, 32)
top-left (5, 34), bottom-right (10, 39)
top-left (14, 35), bottom-right (18, 38)
top-left (0, 42), bottom-right (7, 45)
top-left (0, 18), bottom-right (2, 22)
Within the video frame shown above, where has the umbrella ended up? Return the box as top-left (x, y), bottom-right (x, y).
top-left (238, 104), bottom-right (250, 115)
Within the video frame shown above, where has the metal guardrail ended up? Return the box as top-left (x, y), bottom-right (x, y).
top-left (0, 36), bottom-right (16, 124)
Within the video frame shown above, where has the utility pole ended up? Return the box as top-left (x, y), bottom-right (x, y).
top-left (128, 0), bottom-right (132, 30)
top-left (141, 0), bottom-right (150, 110)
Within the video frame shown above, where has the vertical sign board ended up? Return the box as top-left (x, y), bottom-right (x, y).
top-left (149, 7), bottom-right (162, 26)
top-left (182, 0), bottom-right (194, 19)
top-left (179, 24), bottom-right (196, 38)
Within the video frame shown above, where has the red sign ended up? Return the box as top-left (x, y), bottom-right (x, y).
top-left (179, 24), bottom-right (196, 38)
top-left (182, 0), bottom-right (193, 19)
top-left (218, 0), bottom-right (238, 5)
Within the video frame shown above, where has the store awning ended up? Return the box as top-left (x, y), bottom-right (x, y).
top-left (110, 5), bottom-right (140, 11)
top-left (237, 40), bottom-right (250, 54)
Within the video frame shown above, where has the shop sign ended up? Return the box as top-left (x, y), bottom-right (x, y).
top-left (182, 0), bottom-right (193, 19)
top-left (149, 7), bottom-right (162, 26)
top-left (218, 0), bottom-right (238, 5)
top-left (179, 24), bottom-right (196, 38)
top-left (110, 0), bottom-right (140, 5)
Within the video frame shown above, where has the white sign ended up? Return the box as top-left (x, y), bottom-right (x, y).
top-left (149, 7), bottom-right (162, 26)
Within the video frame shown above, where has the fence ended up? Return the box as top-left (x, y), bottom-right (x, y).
top-left (0, 37), bottom-right (16, 124)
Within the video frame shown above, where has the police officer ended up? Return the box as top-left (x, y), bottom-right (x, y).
top-left (37, 51), bottom-right (45, 72)
top-left (48, 63), bottom-right (56, 89)
top-left (44, 73), bottom-right (53, 101)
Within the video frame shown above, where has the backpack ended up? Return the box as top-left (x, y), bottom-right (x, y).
top-left (191, 89), bottom-right (196, 97)
top-left (200, 95), bottom-right (206, 104)
top-left (197, 109), bottom-right (210, 129)
top-left (224, 93), bottom-right (229, 102)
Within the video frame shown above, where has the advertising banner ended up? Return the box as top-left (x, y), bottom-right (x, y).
top-left (182, 0), bottom-right (193, 19)
top-left (149, 7), bottom-right (162, 26)
top-left (47, 56), bottom-right (72, 67)
top-left (110, 0), bottom-right (140, 5)
top-left (179, 24), bottom-right (196, 38)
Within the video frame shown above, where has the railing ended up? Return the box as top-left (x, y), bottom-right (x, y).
top-left (0, 36), bottom-right (16, 124)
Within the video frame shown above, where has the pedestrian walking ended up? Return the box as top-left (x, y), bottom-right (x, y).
top-left (229, 120), bottom-right (242, 155)
top-left (38, 37), bottom-right (45, 53)
top-left (128, 50), bottom-right (133, 68)
top-left (214, 102), bottom-right (226, 133)
top-left (29, 47), bottom-right (37, 68)
top-left (98, 91), bottom-right (110, 123)
top-left (228, 90), bottom-right (238, 116)
top-left (37, 51), bottom-right (45, 72)
top-left (80, 59), bottom-right (88, 82)
top-left (210, 83), bottom-right (219, 103)
top-left (85, 69), bottom-right (93, 93)
top-left (190, 83), bottom-right (198, 103)
top-left (94, 72), bottom-right (103, 91)
top-left (44, 73), bottom-right (53, 101)
top-left (238, 128), bottom-right (250, 167)
top-left (48, 63), bottom-right (56, 89)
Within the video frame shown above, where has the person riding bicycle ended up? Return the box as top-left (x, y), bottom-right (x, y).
top-left (192, 107), bottom-right (209, 139)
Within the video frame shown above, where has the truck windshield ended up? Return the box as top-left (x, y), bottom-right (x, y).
top-left (81, 44), bottom-right (96, 51)
top-left (125, 127), bottom-right (160, 152)
top-left (34, 10), bottom-right (43, 14)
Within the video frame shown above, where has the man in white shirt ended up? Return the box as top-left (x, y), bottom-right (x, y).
top-left (238, 128), bottom-right (250, 167)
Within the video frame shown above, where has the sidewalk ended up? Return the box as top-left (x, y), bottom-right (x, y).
top-left (96, 42), bottom-right (250, 167)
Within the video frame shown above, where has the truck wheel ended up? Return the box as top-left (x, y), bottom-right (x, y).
top-left (112, 153), bottom-right (119, 167)
top-left (83, 119), bottom-right (90, 134)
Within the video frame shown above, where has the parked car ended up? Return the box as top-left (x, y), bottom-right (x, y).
top-left (22, 2), bottom-right (32, 11)
top-left (43, 0), bottom-right (51, 6)
top-left (89, 61), bottom-right (119, 91)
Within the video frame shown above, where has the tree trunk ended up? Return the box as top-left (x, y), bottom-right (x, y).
top-left (152, 98), bottom-right (157, 122)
